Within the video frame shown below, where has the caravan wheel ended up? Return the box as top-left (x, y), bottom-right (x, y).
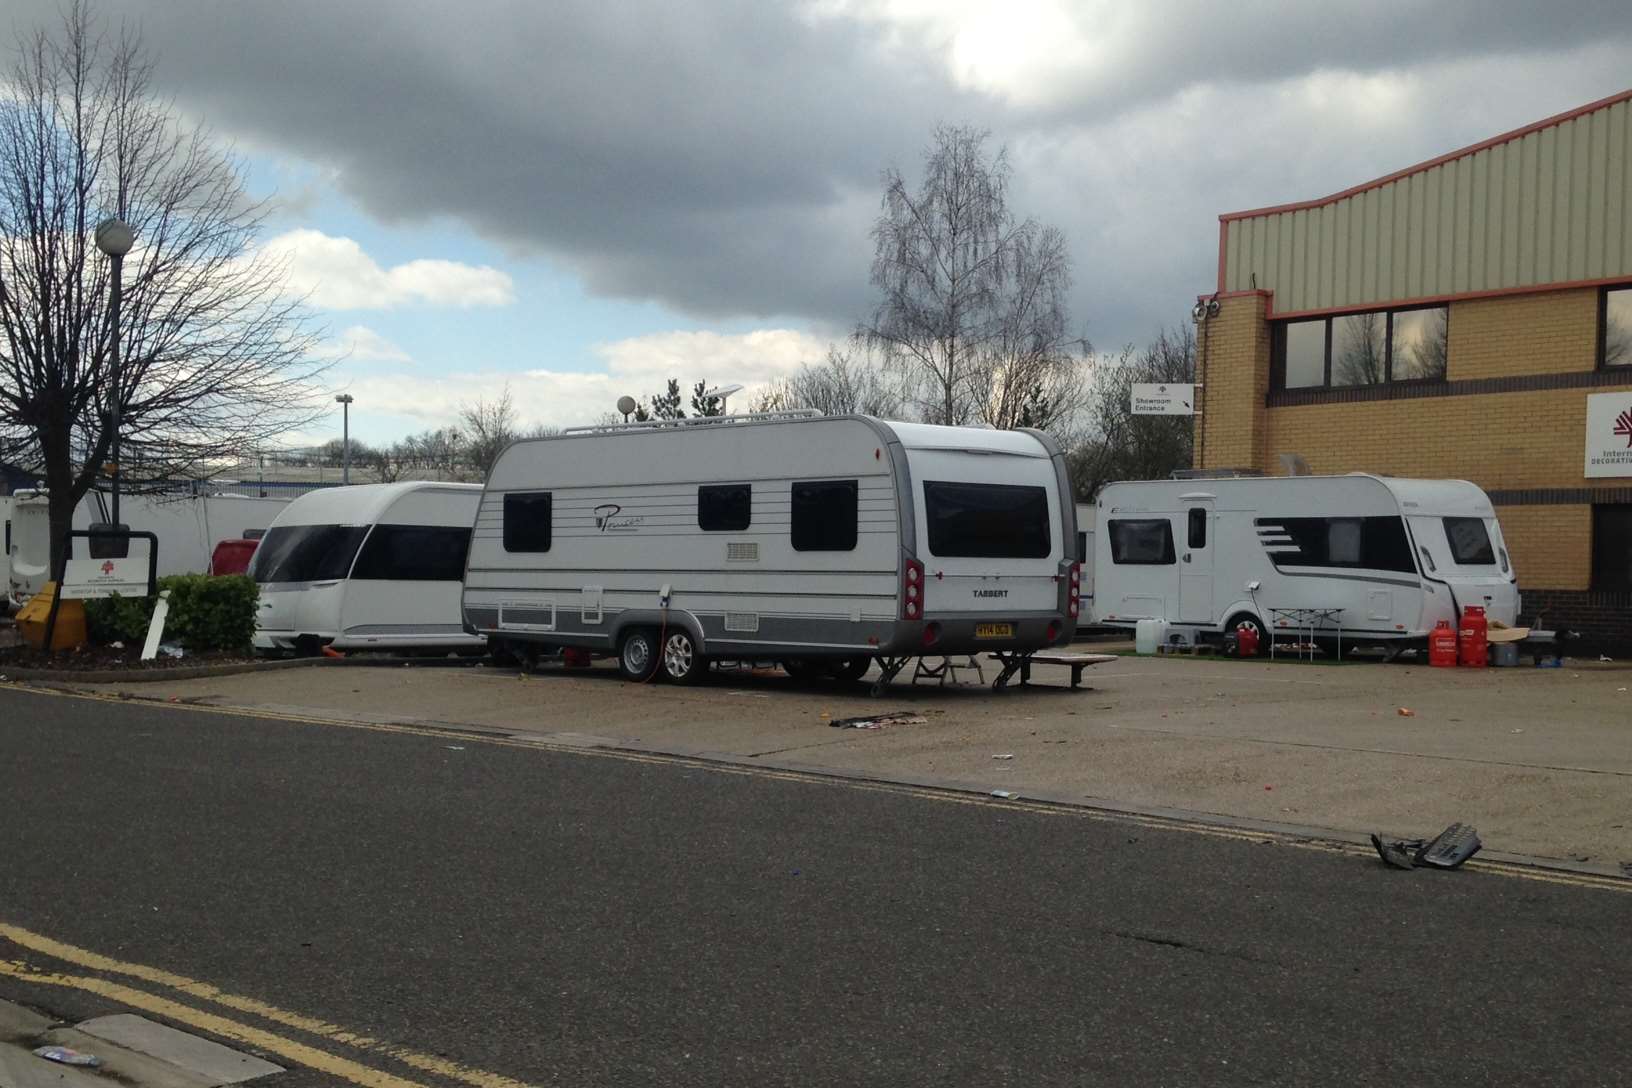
top-left (661, 630), bottom-right (707, 684)
top-left (829, 656), bottom-right (873, 683)
top-left (617, 628), bottom-right (661, 682)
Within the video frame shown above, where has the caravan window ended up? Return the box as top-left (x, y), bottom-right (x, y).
top-left (1187, 508), bottom-right (1207, 549)
top-left (791, 479), bottom-right (857, 551)
top-left (503, 492), bottom-right (553, 552)
top-left (924, 481), bottom-right (1050, 558)
top-left (1257, 516), bottom-right (1415, 572)
top-left (248, 525), bottom-right (368, 583)
top-left (1108, 519), bottom-right (1175, 565)
top-left (1442, 518), bottom-right (1495, 565)
top-left (351, 525), bottom-right (471, 581)
top-left (698, 484), bottom-right (751, 532)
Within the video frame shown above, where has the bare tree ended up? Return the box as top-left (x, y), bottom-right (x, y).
top-left (1068, 325), bottom-right (1196, 500)
top-left (863, 125), bottom-right (1078, 428)
top-left (0, 4), bottom-right (324, 571)
top-left (970, 224), bottom-right (1091, 432)
top-left (1333, 312), bottom-right (1386, 385)
top-left (458, 385), bottom-right (518, 478)
top-left (769, 345), bottom-right (906, 418)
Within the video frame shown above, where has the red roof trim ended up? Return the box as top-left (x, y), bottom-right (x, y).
top-left (1219, 88), bottom-right (1632, 224)
top-left (1196, 275), bottom-right (1632, 322)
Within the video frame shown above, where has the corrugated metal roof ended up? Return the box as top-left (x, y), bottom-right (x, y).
top-left (1219, 90), bottom-right (1632, 315)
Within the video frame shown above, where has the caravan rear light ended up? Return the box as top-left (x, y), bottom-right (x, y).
top-left (902, 559), bottom-right (925, 620)
top-left (922, 622), bottom-right (942, 648)
top-left (1066, 561), bottom-right (1081, 616)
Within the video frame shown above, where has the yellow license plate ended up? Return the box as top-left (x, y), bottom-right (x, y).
top-left (975, 623), bottom-right (1014, 639)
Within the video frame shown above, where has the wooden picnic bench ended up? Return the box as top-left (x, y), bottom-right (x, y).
top-left (987, 651), bottom-right (1117, 690)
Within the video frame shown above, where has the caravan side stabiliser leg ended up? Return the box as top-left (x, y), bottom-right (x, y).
top-left (990, 652), bottom-right (1033, 692)
top-left (869, 657), bottom-right (911, 697)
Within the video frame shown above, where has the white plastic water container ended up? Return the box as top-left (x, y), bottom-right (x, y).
top-left (1135, 618), bottom-right (1167, 655)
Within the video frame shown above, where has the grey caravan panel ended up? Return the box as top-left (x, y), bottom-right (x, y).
top-left (1018, 426), bottom-right (1080, 632)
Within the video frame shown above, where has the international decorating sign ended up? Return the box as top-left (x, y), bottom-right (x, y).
top-left (1584, 391), bottom-right (1632, 478)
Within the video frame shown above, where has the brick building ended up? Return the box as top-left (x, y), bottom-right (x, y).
top-left (1194, 90), bottom-right (1632, 644)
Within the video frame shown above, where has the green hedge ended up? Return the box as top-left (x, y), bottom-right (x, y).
top-left (84, 574), bottom-right (259, 654)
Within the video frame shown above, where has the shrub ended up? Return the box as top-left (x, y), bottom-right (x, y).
top-left (83, 574), bottom-right (260, 654)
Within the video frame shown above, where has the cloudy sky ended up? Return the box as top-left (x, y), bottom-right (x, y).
top-left (11, 0), bottom-right (1632, 445)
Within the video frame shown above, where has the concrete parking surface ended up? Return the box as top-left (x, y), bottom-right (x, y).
top-left (66, 652), bottom-right (1632, 867)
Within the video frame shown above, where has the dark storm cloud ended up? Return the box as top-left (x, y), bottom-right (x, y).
top-left (8, 0), bottom-right (1630, 345)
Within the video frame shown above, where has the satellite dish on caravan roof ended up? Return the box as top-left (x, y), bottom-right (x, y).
top-left (702, 384), bottom-right (743, 411)
top-left (615, 395), bottom-right (638, 419)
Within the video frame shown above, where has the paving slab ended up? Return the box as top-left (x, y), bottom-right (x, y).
top-left (0, 1001), bottom-right (53, 1044)
top-left (75, 1016), bottom-right (281, 1084)
top-left (35, 1028), bottom-right (215, 1088)
top-left (0, 1043), bottom-right (107, 1088)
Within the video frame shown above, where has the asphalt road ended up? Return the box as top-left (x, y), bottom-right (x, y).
top-left (0, 685), bottom-right (1627, 1087)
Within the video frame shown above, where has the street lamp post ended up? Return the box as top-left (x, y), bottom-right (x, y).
top-left (95, 218), bottom-right (135, 527)
top-left (335, 394), bottom-right (355, 484)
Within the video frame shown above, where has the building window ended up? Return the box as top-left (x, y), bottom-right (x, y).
top-left (1592, 505), bottom-right (1632, 590)
top-left (698, 484), bottom-right (751, 531)
top-left (1108, 519), bottom-right (1175, 565)
top-left (791, 479), bottom-right (857, 551)
top-left (1602, 286), bottom-right (1632, 368)
top-left (1273, 306), bottom-right (1447, 389)
top-left (503, 492), bottom-right (552, 552)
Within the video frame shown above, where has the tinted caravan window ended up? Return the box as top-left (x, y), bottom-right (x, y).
top-left (1257, 516), bottom-right (1415, 572)
top-left (1442, 517), bottom-right (1495, 565)
top-left (503, 493), bottom-right (552, 552)
top-left (248, 525), bottom-right (368, 583)
top-left (924, 481), bottom-right (1050, 558)
top-left (351, 525), bottom-right (471, 581)
top-left (698, 484), bottom-right (751, 531)
top-left (791, 479), bottom-right (857, 551)
top-left (1108, 519), bottom-right (1175, 565)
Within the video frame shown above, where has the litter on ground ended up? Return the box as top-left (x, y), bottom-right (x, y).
top-left (34, 1046), bottom-right (101, 1067)
top-left (1370, 823), bottom-right (1482, 871)
top-left (1396, 707), bottom-right (1416, 717)
top-left (829, 710), bottom-right (927, 730)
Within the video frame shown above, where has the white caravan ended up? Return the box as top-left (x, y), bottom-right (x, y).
top-left (251, 482), bottom-right (484, 655)
top-left (1092, 474), bottom-right (1519, 652)
top-left (462, 412), bottom-right (1081, 688)
top-left (5, 488), bottom-right (288, 607)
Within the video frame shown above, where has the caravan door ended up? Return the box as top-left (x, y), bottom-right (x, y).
top-left (1178, 500), bottom-right (1214, 623)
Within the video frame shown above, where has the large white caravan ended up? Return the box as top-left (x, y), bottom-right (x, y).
top-left (1092, 474), bottom-right (1519, 652)
top-left (462, 413), bottom-right (1081, 688)
top-left (252, 482), bottom-right (484, 654)
top-left (5, 488), bottom-right (288, 607)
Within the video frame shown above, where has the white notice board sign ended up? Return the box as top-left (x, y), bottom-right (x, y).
top-left (1131, 383), bottom-right (1195, 416)
top-left (1585, 391), bottom-right (1632, 478)
top-left (61, 556), bottom-right (150, 599)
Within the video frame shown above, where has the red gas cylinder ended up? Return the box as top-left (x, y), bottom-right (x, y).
top-left (1236, 625), bottom-right (1259, 658)
top-left (1428, 620), bottom-right (1458, 668)
top-left (1457, 606), bottom-right (1488, 668)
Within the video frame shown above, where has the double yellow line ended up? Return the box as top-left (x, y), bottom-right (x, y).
top-left (0, 922), bottom-right (531, 1088)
